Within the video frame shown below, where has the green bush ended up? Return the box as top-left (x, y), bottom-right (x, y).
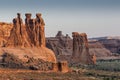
top-left (88, 59), bottom-right (120, 72)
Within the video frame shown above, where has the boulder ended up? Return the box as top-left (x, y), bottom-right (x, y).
top-left (52, 61), bottom-right (69, 73)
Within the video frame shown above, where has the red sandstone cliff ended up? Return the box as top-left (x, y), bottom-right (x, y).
top-left (0, 13), bottom-right (56, 68)
top-left (0, 22), bottom-right (13, 47)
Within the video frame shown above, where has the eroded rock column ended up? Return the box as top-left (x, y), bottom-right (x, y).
top-left (6, 13), bottom-right (31, 47)
top-left (72, 32), bottom-right (95, 64)
top-left (25, 13), bottom-right (32, 27)
top-left (35, 13), bottom-right (46, 47)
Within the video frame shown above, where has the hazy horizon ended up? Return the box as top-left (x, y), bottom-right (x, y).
top-left (0, 0), bottom-right (120, 38)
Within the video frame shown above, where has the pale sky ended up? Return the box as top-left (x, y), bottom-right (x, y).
top-left (0, 0), bottom-right (120, 38)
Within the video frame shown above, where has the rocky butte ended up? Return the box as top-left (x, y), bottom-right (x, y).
top-left (0, 13), bottom-right (58, 71)
top-left (71, 32), bottom-right (95, 64)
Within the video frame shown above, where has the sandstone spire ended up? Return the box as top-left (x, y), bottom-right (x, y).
top-left (25, 13), bottom-right (35, 46)
top-left (25, 13), bottom-right (32, 27)
top-left (6, 13), bottom-right (31, 47)
top-left (35, 13), bottom-right (46, 47)
top-left (72, 32), bottom-right (95, 64)
top-left (6, 13), bottom-right (46, 47)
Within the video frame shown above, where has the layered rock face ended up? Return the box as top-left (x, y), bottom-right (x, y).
top-left (0, 22), bottom-right (13, 47)
top-left (71, 32), bottom-right (94, 64)
top-left (89, 37), bottom-right (120, 54)
top-left (99, 39), bottom-right (120, 54)
top-left (0, 13), bottom-right (56, 70)
top-left (0, 22), bottom-right (13, 38)
top-left (46, 31), bottom-right (72, 56)
top-left (89, 41), bottom-right (112, 57)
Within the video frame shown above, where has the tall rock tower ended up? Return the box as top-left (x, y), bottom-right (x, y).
top-left (71, 32), bottom-right (96, 64)
top-left (6, 13), bottom-right (46, 47)
top-left (4, 13), bottom-right (56, 63)
top-left (6, 13), bottom-right (31, 47)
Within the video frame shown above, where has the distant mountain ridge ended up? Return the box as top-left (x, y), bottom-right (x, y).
top-left (89, 36), bottom-right (120, 41)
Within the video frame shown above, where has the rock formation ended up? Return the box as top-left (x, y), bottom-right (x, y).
top-left (99, 39), bottom-right (120, 54)
top-left (0, 13), bottom-right (56, 70)
top-left (0, 22), bottom-right (13, 47)
top-left (6, 13), bottom-right (46, 47)
top-left (25, 13), bottom-right (46, 47)
top-left (46, 31), bottom-right (117, 64)
top-left (56, 31), bottom-right (64, 37)
top-left (89, 40), bottom-right (112, 58)
top-left (92, 53), bottom-right (96, 64)
top-left (89, 37), bottom-right (120, 55)
top-left (6, 13), bottom-right (31, 47)
top-left (1, 12), bottom-right (119, 69)
top-left (52, 61), bottom-right (69, 72)
top-left (0, 22), bottom-right (13, 38)
top-left (46, 32), bottom-right (96, 64)
top-left (71, 32), bottom-right (94, 64)
top-left (35, 13), bottom-right (46, 47)
top-left (46, 31), bottom-right (72, 56)
top-left (0, 52), bottom-right (53, 70)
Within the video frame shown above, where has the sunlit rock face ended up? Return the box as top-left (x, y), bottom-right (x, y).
top-left (6, 13), bottom-right (46, 47)
top-left (0, 22), bottom-right (13, 47)
top-left (0, 13), bottom-right (56, 69)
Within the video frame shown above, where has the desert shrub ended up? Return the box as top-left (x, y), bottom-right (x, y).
top-left (88, 59), bottom-right (120, 72)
